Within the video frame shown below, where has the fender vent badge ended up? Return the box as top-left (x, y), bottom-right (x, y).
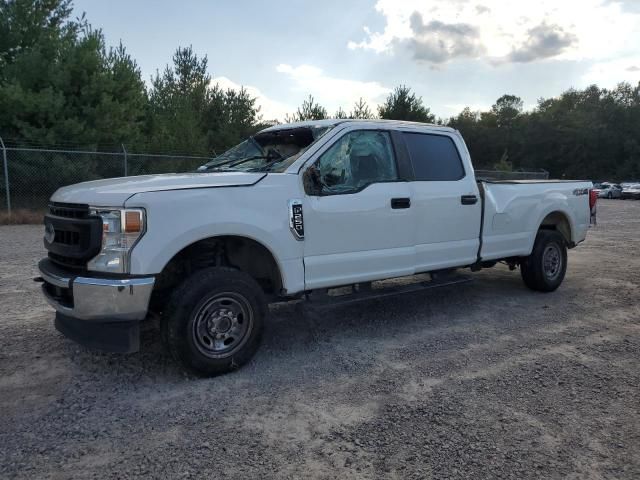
top-left (289, 200), bottom-right (304, 241)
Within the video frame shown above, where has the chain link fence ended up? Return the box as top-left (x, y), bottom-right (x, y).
top-left (0, 140), bottom-right (213, 214)
top-left (0, 139), bottom-right (550, 216)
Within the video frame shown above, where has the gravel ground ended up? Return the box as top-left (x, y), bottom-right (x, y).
top-left (1, 199), bottom-right (639, 479)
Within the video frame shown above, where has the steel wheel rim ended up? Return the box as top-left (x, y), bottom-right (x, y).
top-left (542, 243), bottom-right (562, 280)
top-left (191, 292), bottom-right (253, 358)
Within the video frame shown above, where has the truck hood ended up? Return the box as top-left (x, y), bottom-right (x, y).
top-left (51, 172), bottom-right (267, 206)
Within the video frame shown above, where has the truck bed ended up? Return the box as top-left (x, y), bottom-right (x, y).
top-left (482, 179), bottom-right (589, 184)
top-left (478, 180), bottom-right (592, 261)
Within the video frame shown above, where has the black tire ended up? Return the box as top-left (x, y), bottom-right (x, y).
top-left (520, 230), bottom-right (567, 292)
top-left (162, 267), bottom-right (266, 376)
top-left (607, 192), bottom-right (612, 199)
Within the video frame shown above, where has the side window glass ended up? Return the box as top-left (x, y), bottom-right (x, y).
top-left (316, 131), bottom-right (398, 194)
top-left (403, 132), bottom-right (465, 181)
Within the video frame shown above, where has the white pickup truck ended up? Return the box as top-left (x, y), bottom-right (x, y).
top-left (38, 119), bottom-right (592, 375)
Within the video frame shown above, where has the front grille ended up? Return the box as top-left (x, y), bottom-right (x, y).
top-left (44, 203), bottom-right (102, 270)
top-left (47, 252), bottom-right (88, 270)
top-left (54, 229), bottom-right (81, 246)
top-left (49, 202), bottom-right (90, 219)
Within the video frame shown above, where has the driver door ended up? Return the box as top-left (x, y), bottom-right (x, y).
top-left (302, 128), bottom-right (416, 290)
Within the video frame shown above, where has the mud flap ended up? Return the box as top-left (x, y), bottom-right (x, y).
top-left (54, 313), bottom-right (140, 354)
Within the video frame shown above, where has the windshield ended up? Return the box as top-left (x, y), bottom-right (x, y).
top-left (198, 126), bottom-right (333, 173)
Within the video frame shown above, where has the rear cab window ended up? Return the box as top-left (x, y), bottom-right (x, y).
top-left (402, 132), bottom-right (465, 181)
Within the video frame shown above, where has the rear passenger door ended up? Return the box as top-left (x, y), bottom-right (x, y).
top-left (398, 130), bottom-right (481, 272)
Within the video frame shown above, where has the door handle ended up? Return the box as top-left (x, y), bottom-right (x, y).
top-left (461, 195), bottom-right (478, 205)
top-left (391, 197), bottom-right (411, 209)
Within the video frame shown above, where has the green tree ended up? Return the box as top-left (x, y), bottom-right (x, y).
top-left (206, 85), bottom-right (261, 154)
top-left (0, 0), bottom-right (75, 69)
top-left (148, 46), bottom-right (211, 153)
top-left (491, 94), bottom-right (523, 128)
top-left (350, 97), bottom-right (374, 119)
top-left (490, 94), bottom-right (524, 168)
top-left (148, 46), bottom-right (261, 155)
top-left (334, 106), bottom-right (348, 119)
top-left (0, 0), bottom-right (147, 147)
top-left (286, 95), bottom-right (328, 122)
top-left (493, 151), bottom-right (512, 171)
top-left (448, 82), bottom-right (640, 180)
top-left (378, 85), bottom-right (435, 122)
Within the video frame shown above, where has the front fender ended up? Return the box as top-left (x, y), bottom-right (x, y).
top-left (124, 179), bottom-right (305, 293)
top-left (133, 221), bottom-right (285, 275)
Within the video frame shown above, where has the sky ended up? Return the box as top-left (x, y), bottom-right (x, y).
top-left (73, 0), bottom-right (640, 121)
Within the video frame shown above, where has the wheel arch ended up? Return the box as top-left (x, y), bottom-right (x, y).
top-left (152, 234), bottom-right (284, 307)
top-left (538, 210), bottom-right (574, 247)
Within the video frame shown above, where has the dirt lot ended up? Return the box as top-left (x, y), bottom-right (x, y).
top-left (1, 200), bottom-right (639, 479)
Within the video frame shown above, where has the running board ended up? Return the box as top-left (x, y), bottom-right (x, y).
top-left (304, 274), bottom-right (473, 309)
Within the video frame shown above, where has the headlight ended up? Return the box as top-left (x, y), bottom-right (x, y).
top-left (87, 208), bottom-right (146, 273)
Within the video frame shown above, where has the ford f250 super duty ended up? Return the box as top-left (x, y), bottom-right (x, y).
top-left (37, 119), bottom-right (593, 376)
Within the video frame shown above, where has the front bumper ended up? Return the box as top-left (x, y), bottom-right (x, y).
top-left (37, 259), bottom-right (155, 353)
top-left (38, 258), bottom-right (155, 321)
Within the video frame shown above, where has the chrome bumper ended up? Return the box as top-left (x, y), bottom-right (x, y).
top-left (38, 259), bottom-right (155, 321)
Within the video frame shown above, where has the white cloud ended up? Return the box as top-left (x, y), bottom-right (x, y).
top-left (582, 57), bottom-right (640, 87)
top-left (604, 0), bottom-right (640, 14)
top-left (211, 76), bottom-right (293, 122)
top-left (504, 23), bottom-right (577, 63)
top-left (409, 12), bottom-right (486, 64)
top-left (275, 64), bottom-right (392, 114)
top-left (348, 0), bottom-right (640, 66)
top-left (212, 66), bottom-right (393, 122)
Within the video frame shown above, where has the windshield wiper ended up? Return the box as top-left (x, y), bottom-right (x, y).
top-left (201, 144), bottom-right (286, 172)
top-left (248, 150), bottom-right (291, 172)
top-left (249, 156), bottom-right (289, 172)
top-left (202, 155), bottom-right (274, 172)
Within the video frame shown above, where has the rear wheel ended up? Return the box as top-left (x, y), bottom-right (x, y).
top-left (162, 267), bottom-right (266, 376)
top-left (520, 230), bottom-right (567, 292)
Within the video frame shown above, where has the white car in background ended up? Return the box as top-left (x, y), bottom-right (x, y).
top-left (595, 183), bottom-right (623, 199)
top-left (621, 184), bottom-right (640, 200)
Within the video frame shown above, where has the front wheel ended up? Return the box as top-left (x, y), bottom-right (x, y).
top-left (520, 230), bottom-right (567, 292)
top-left (162, 267), bottom-right (266, 376)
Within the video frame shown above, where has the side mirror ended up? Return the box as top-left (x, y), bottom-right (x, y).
top-left (303, 165), bottom-right (323, 196)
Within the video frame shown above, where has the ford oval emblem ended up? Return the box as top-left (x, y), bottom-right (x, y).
top-left (44, 222), bottom-right (56, 244)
